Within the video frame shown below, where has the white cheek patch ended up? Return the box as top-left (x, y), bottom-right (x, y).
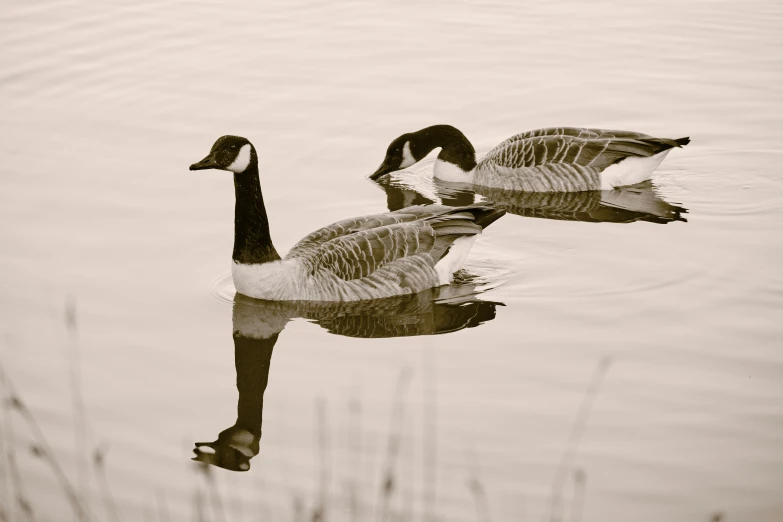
top-left (399, 141), bottom-right (416, 169)
top-left (228, 144), bottom-right (252, 173)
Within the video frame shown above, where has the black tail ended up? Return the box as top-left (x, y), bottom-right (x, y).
top-left (674, 137), bottom-right (691, 147)
top-left (461, 203), bottom-right (506, 229)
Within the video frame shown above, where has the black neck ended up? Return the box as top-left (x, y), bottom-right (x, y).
top-left (233, 333), bottom-right (277, 437)
top-left (232, 164), bottom-right (281, 264)
top-left (415, 125), bottom-right (478, 171)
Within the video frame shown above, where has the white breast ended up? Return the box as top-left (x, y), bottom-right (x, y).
top-left (231, 259), bottom-right (303, 300)
top-left (433, 159), bottom-right (475, 183)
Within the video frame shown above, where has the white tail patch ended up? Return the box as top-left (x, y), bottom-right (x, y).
top-left (599, 150), bottom-right (670, 190)
top-left (433, 159), bottom-right (475, 183)
top-left (434, 235), bottom-right (477, 284)
top-left (228, 144), bottom-right (252, 173)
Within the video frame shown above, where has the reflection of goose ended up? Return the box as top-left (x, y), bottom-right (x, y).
top-left (370, 125), bottom-right (689, 191)
top-left (190, 136), bottom-right (505, 301)
top-left (192, 287), bottom-right (502, 471)
top-left (192, 330), bottom-right (275, 472)
top-left (376, 174), bottom-right (687, 225)
top-left (479, 182), bottom-right (687, 224)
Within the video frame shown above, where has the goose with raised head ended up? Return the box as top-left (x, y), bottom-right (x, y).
top-left (369, 125), bottom-right (690, 192)
top-left (189, 135), bottom-right (505, 301)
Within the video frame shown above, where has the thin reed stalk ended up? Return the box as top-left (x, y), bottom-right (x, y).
top-left (548, 356), bottom-right (611, 522)
top-left (0, 366), bottom-right (92, 521)
top-left (569, 469), bottom-right (586, 522)
top-left (375, 368), bottom-right (412, 522)
top-left (64, 297), bottom-right (90, 506)
top-left (312, 399), bottom-right (330, 521)
top-left (93, 444), bottom-right (120, 522)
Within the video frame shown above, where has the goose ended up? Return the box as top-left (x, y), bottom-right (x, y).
top-left (369, 125), bottom-right (690, 192)
top-left (189, 135), bottom-right (505, 301)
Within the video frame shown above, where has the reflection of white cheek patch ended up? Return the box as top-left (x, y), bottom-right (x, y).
top-left (399, 141), bottom-right (416, 168)
top-left (228, 144), bottom-right (252, 173)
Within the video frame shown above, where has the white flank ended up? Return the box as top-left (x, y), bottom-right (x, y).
top-left (399, 141), bottom-right (416, 168)
top-left (599, 150), bottom-right (670, 190)
top-left (434, 235), bottom-right (477, 285)
top-left (433, 159), bottom-right (475, 183)
top-left (227, 144), bottom-right (252, 173)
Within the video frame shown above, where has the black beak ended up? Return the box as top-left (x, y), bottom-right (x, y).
top-left (190, 155), bottom-right (218, 171)
top-left (369, 160), bottom-right (395, 180)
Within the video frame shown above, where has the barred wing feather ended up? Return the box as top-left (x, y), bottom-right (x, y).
top-left (482, 127), bottom-right (654, 158)
top-left (286, 205), bottom-right (455, 260)
top-left (483, 130), bottom-right (683, 171)
top-left (303, 207), bottom-right (496, 282)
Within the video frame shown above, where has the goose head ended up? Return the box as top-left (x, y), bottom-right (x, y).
top-left (369, 132), bottom-right (418, 180)
top-left (190, 135), bottom-right (257, 174)
top-left (369, 125), bottom-right (477, 181)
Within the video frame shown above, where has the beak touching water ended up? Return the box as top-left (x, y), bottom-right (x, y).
top-left (189, 155), bottom-right (218, 171)
top-left (369, 160), bottom-right (394, 180)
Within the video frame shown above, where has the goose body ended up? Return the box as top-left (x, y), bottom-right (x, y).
top-left (190, 135), bottom-right (505, 302)
top-left (370, 125), bottom-right (690, 192)
top-left (228, 206), bottom-right (496, 301)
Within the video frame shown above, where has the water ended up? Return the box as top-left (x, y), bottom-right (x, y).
top-left (1, 0), bottom-right (782, 520)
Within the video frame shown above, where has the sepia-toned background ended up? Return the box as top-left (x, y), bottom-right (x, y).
top-left (1, 0), bottom-right (782, 521)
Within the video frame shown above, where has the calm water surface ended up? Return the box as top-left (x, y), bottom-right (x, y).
top-left (1, 1), bottom-right (782, 521)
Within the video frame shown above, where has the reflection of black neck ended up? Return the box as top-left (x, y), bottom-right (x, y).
top-left (233, 332), bottom-right (277, 437)
top-left (416, 125), bottom-right (477, 172)
top-left (192, 329), bottom-right (277, 471)
top-left (233, 164), bottom-right (281, 265)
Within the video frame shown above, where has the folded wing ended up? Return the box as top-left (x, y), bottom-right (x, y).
top-left (483, 127), bottom-right (689, 171)
top-left (294, 204), bottom-right (505, 282)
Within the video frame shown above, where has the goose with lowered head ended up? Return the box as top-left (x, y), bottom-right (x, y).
top-left (370, 125), bottom-right (690, 192)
